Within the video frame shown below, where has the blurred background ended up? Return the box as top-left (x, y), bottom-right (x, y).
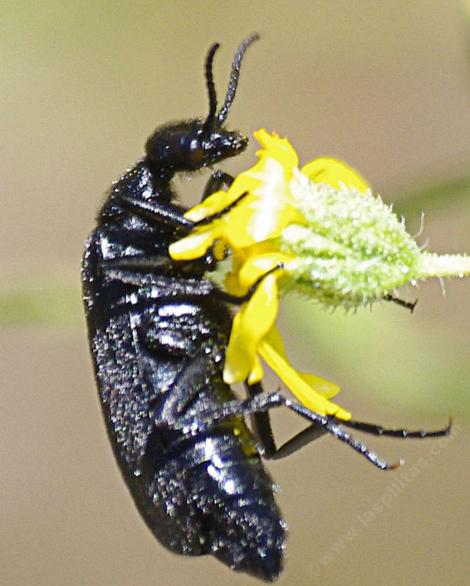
top-left (1, 2), bottom-right (469, 585)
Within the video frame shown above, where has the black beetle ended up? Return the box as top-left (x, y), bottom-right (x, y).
top-left (82, 35), bottom-right (450, 581)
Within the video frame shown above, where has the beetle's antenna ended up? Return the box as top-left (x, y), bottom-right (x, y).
top-left (217, 33), bottom-right (260, 124)
top-left (203, 42), bottom-right (220, 133)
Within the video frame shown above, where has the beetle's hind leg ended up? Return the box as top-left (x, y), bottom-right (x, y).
top-left (245, 382), bottom-right (277, 457)
top-left (338, 415), bottom-right (451, 439)
top-left (244, 383), bottom-right (450, 461)
top-left (245, 382), bottom-right (328, 460)
top-left (185, 390), bottom-right (402, 470)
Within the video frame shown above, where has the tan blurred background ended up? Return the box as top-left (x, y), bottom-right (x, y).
top-left (1, 2), bottom-right (470, 585)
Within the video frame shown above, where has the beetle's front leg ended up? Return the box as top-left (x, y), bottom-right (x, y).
top-left (202, 170), bottom-right (235, 200)
top-left (113, 195), bottom-right (193, 230)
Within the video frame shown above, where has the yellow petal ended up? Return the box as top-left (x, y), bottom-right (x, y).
top-left (183, 189), bottom-right (237, 222)
top-left (238, 252), bottom-right (290, 289)
top-left (301, 157), bottom-right (369, 193)
top-left (254, 128), bottom-right (299, 171)
top-left (224, 271), bottom-right (246, 297)
top-left (249, 274), bottom-right (279, 339)
top-left (223, 310), bottom-right (258, 384)
top-left (223, 274), bottom-right (279, 384)
top-left (212, 239), bottom-right (226, 261)
top-left (185, 147), bottom-right (290, 242)
top-left (168, 228), bottom-right (217, 260)
top-left (258, 338), bottom-right (351, 420)
top-left (219, 160), bottom-right (297, 248)
top-left (247, 356), bottom-right (264, 385)
top-left (263, 324), bottom-right (287, 356)
top-left (264, 327), bottom-right (341, 399)
top-left (224, 250), bottom-right (248, 296)
top-left (299, 373), bottom-right (340, 399)
top-left (174, 129), bottom-right (306, 260)
top-left (224, 247), bottom-right (282, 295)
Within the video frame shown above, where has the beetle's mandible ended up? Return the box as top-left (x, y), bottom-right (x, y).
top-left (82, 35), bottom-right (450, 581)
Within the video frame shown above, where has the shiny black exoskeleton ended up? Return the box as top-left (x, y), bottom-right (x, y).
top-left (82, 35), bottom-right (451, 582)
top-left (82, 36), bottom-right (287, 581)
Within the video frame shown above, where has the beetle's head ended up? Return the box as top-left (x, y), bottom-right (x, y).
top-left (145, 35), bottom-right (258, 173)
top-left (145, 119), bottom-right (248, 172)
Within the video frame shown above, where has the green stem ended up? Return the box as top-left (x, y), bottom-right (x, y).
top-left (417, 252), bottom-right (470, 279)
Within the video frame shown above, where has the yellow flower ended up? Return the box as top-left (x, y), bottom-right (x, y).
top-left (169, 129), bottom-right (369, 420)
top-left (170, 128), bottom-right (470, 420)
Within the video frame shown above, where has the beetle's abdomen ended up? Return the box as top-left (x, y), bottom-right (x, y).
top-left (143, 433), bottom-right (285, 582)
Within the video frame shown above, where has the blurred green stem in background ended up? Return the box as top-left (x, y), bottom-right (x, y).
top-left (393, 173), bottom-right (470, 217)
top-left (282, 296), bottom-right (469, 419)
top-left (0, 276), bottom-right (82, 329)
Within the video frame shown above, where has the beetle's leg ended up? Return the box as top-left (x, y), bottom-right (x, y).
top-left (245, 382), bottom-right (277, 457)
top-left (100, 251), bottom-right (216, 275)
top-left (214, 264), bottom-right (283, 305)
top-left (246, 382), bottom-right (327, 460)
top-left (155, 353), bottom-right (329, 460)
top-left (154, 353), bottom-right (214, 426)
top-left (201, 170), bottom-right (234, 200)
top-left (246, 385), bottom-right (450, 459)
top-left (100, 255), bottom-right (175, 272)
top-left (98, 267), bottom-right (215, 301)
top-left (192, 191), bottom-right (250, 226)
top-left (269, 424), bottom-right (329, 460)
top-left (114, 195), bottom-right (194, 230)
top-left (114, 190), bottom-right (249, 229)
top-left (152, 351), bottom-right (257, 429)
top-left (185, 390), bottom-right (401, 470)
top-left (337, 416), bottom-right (451, 438)
top-left (265, 415), bottom-right (450, 461)
top-left (383, 294), bottom-right (418, 313)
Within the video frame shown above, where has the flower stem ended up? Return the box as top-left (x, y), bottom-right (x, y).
top-left (417, 252), bottom-right (470, 279)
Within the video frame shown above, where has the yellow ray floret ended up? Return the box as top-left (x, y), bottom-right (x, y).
top-left (258, 328), bottom-right (350, 420)
top-left (222, 249), bottom-right (350, 419)
top-left (301, 157), bottom-right (369, 193)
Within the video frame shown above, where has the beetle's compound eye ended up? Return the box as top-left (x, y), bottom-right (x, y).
top-left (179, 134), bottom-right (204, 166)
top-left (188, 138), bottom-right (204, 165)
